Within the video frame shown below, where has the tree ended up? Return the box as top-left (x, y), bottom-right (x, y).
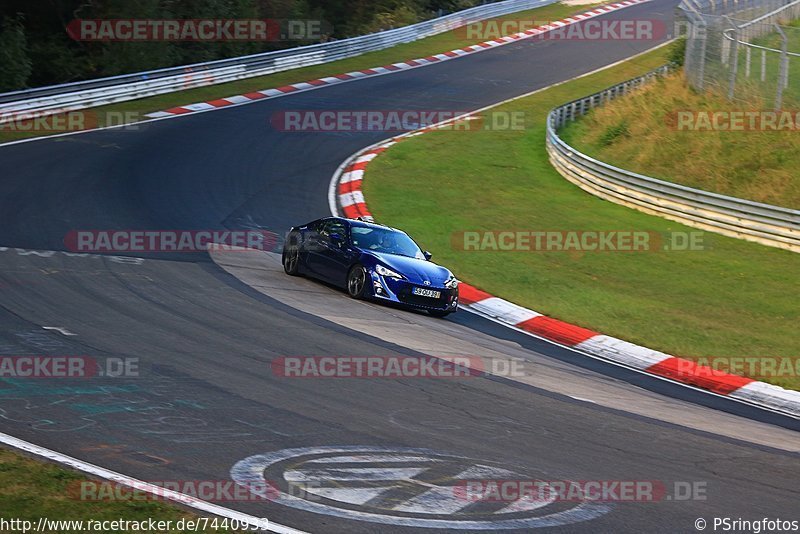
top-left (362, 5), bottom-right (420, 33)
top-left (0, 14), bottom-right (32, 91)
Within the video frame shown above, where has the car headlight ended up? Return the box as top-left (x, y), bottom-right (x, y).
top-left (444, 276), bottom-right (459, 289)
top-left (376, 264), bottom-right (404, 279)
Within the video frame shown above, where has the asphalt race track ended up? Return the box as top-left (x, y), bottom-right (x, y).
top-left (0, 0), bottom-right (798, 531)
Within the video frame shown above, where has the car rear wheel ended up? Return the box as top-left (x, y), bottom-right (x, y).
top-left (347, 265), bottom-right (368, 299)
top-left (428, 310), bottom-right (451, 318)
top-left (283, 245), bottom-right (301, 276)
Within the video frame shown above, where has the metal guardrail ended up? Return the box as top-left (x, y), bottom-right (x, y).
top-left (0, 0), bottom-right (554, 123)
top-left (545, 65), bottom-right (800, 253)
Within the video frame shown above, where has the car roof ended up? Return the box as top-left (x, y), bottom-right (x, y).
top-left (327, 216), bottom-right (404, 234)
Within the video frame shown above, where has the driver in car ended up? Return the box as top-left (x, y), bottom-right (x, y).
top-left (371, 232), bottom-right (397, 253)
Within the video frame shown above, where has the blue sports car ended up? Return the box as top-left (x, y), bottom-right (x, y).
top-left (282, 217), bottom-right (459, 317)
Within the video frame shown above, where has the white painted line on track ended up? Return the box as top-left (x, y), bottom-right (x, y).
top-left (42, 326), bottom-right (77, 336)
top-left (568, 395), bottom-right (598, 404)
top-left (0, 431), bottom-right (307, 534)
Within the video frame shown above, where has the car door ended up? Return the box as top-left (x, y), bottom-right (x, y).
top-left (307, 220), bottom-right (349, 284)
top-left (302, 220), bottom-right (326, 278)
top-left (321, 220), bottom-right (356, 287)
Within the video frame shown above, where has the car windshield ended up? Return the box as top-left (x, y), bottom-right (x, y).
top-left (350, 226), bottom-right (425, 259)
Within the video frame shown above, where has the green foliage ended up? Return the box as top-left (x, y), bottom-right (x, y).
top-left (598, 120), bottom-right (629, 146)
top-left (0, 0), bottom-right (492, 89)
top-left (0, 14), bottom-right (32, 90)
top-left (667, 36), bottom-right (686, 67)
top-left (0, 448), bottom-right (241, 532)
top-left (361, 5), bottom-right (422, 33)
top-left (0, 1), bottom-right (593, 142)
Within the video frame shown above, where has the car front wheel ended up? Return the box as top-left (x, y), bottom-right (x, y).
top-left (347, 265), bottom-right (368, 299)
top-left (283, 245), bottom-right (301, 276)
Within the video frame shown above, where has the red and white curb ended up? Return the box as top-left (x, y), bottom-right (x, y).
top-left (330, 135), bottom-right (800, 420)
top-left (144, 0), bottom-right (649, 119)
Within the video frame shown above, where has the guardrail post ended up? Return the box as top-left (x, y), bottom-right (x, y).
top-left (697, 18), bottom-right (708, 90)
top-left (774, 23), bottom-right (788, 109)
top-left (745, 46), bottom-right (751, 77)
top-left (725, 17), bottom-right (739, 100)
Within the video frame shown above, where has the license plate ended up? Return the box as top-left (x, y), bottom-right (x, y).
top-left (412, 287), bottom-right (441, 298)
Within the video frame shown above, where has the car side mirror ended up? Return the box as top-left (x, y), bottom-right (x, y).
top-left (423, 251), bottom-right (432, 261)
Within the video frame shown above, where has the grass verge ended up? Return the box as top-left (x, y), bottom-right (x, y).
top-left (559, 73), bottom-right (800, 208)
top-left (0, 1), bottom-right (601, 144)
top-left (364, 46), bottom-right (800, 390)
top-left (0, 447), bottom-right (241, 532)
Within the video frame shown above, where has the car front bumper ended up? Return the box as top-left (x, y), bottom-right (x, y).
top-left (368, 270), bottom-right (458, 312)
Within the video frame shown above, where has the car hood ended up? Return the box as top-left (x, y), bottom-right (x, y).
top-left (366, 251), bottom-right (453, 285)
